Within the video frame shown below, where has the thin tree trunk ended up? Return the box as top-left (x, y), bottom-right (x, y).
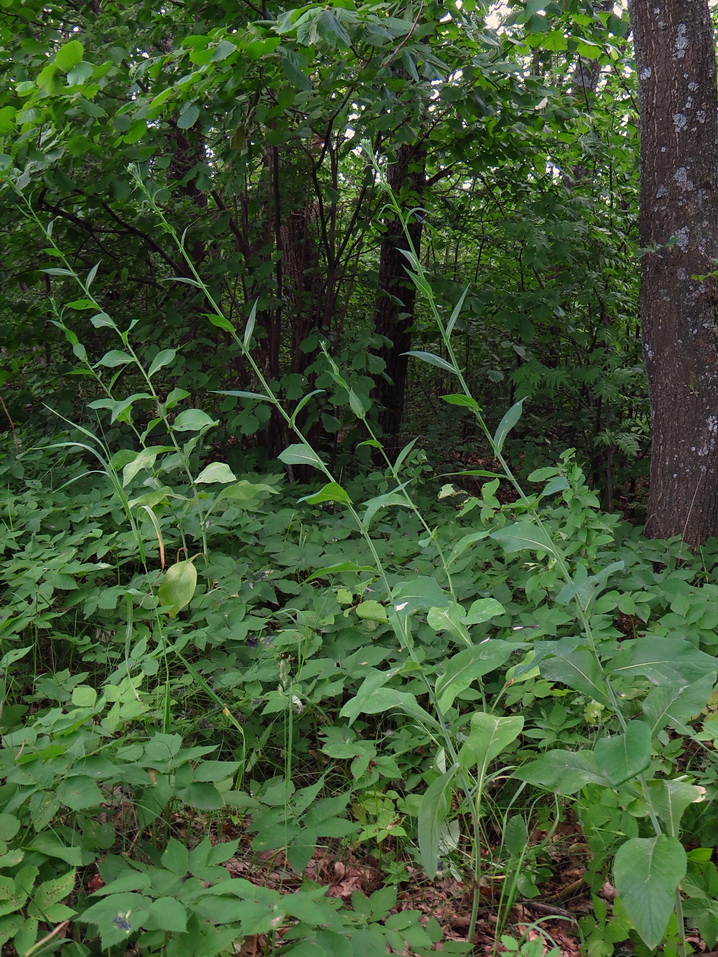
top-left (372, 142), bottom-right (426, 444)
top-left (630, 0), bottom-right (718, 544)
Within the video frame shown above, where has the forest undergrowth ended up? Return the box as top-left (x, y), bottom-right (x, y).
top-left (3, 175), bottom-right (718, 957)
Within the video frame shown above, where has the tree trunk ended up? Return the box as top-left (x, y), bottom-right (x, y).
top-left (372, 142), bottom-right (426, 443)
top-left (630, 0), bottom-right (718, 544)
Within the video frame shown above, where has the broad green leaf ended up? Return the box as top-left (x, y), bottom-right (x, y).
top-left (177, 783), bottom-right (224, 810)
top-left (0, 646), bottom-right (31, 669)
top-left (355, 600), bottom-right (388, 623)
top-left (418, 767), bottom-right (457, 877)
top-left (458, 712), bottom-right (524, 770)
top-left (391, 576), bottom-right (449, 616)
top-left (145, 896), bottom-right (188, 932)
top-left (403, 350), bottom-right (456, 374)
top-left (162, 838), bottom-right (189, 875)
top-left (194, 462), bottom-right (237, 484)
top-left (427, 603), bottom-right (470, 645)
top-left (172, 409), bottom-right (218, 432)
top-left (122, 447), bottom-right (161, 486)
top-left (177, 103), bottom-right (200, 129)
top-left (540, 643), bottom-right (612, 706)
top-left (216, 479), bottom-right (278, 504)
top-left (614, 836), bottom-right (686, 949)
top-left (493, 398), bottom-right (524, 453)
top-left (464, 598), bottom-right (505, 625)
top-left (299, 482), bottom-right (351, 506)
top-left (71, 686), bottom-right (97, 708)
top-left (607, 637), bottom-right (718, 687)
top-left (648, 779), bottom-right (704, 837)
top-left (148, 348), bottom-right (176, 377)
top-left (55, 39), bottom-right (83, 71)
top-left (56, 775), bottom-right (103, 810)
top-left (642, 672), bottom-right (716, 732)
top-left (158, 559), bottom-right (198, 617)
top-left (490, 521), bottom-right (554, 555)
top-left (279, 444), bottom-right (325, 470)
top-left (212, 39), bottom-right (237, 61)
top-left (31, 870), bottom-right (76, 912)
top-left (0, 815), bottom-right (20, 842)
top-left (0, 106), bottom-right (16, 134)
top-left (435, 642), bottom-right (514, 712)
top-left (96, 349), bottom-right (133, 368)
top-left (28, 833), bottom-right (83, 866)
top-left (514, 749), bottom-right (607, 794)
top-left (593, 720), bottom-right (651, 787)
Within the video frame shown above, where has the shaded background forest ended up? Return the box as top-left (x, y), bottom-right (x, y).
top-left (0, 0), bottom-right (642, 508)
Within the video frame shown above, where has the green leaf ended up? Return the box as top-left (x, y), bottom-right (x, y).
top-left (464, 598), bottom-right (505, 625)
top-left (435, 642), bottom-right (514, 712)
top-left (71, 686), bottom-right (97, 708)
top-left (403, 350), bottom-right (456, 374)
top-left (493, 398), bottom-right (524, 453)
top-left (490, 521), bottom-right (554, 555)
top-left (172, 409), bottom-right (218, 432)
top-left (96, 349), bottom-right (134, 368)
top-left (360, 491), bottom-right (411, 531)
top-left (355, 600), bottom-right (388, 623)
top-left (308, 562), bottom-right (374, 581)
top-left (177, 783), bottom-right (224, 810)
top-left (56, 776), bottom-right (103, 810)
top-left (441, 393), bottom-right (479, 410)
top-left (391, 576), bottom-right (449, 616)
top-left (593, 720), bottom-right (652, 787)
top-left (148, 348), bottom-right (177, 377)
top-left (458, 712), bottom-right (524, 771)
top-left (177, 103), bottom-right (200, 129)
top-left (514, 749), bottom-right (607, 794)
top-left (144, 896), bottom-right (188, 932)
top-left (31, 870), bottom-right (76, 913)
top-left (162, 838), bottom-right (189, 875)
top-left (540, 641), bottom-right (612, 706)
top-left (614, 836), bottom-right (686, 949)
top-left (606, 637), bottom-right (718, 687)
top-left (648, 779), bottom-right (703, 837)
top-left (28, 833), bottom-right (83, 866)
top-left (446, 286), bottom-right (469, 338)
top-left (427, 603), bottom-right (470, 645)
top-left (0, 107), bottom-right (16, 134)
top-left (158, 559), bottom-right (198, 617)
top-left (194, 462), bottom-right (237, 484)
top-left (642, 672), bottom-right (716, 732)
top-left (418, 767), bottom-right (457, 877)
top-left (299, 482), bottom-right (352, 506)
top-left (243, 301), bottom-right (257, 349)
top-left (279, 444), bottom-right (325, 470)
top-left (55, 39), bottom-right (84, 71)
top-left (207, 312), bottom-right (234, 332)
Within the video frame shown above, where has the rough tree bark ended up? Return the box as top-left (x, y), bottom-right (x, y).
top-left (630, 0), bottom-right (718, 544)
top-left (372, 141), bottom-right (426, 443)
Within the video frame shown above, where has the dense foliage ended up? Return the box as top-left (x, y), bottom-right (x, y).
top-left (2, 1), bottom-right (718, 955)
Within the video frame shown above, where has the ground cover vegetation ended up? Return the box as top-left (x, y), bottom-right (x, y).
top-left (2, 0), bottom-right (718, 955)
